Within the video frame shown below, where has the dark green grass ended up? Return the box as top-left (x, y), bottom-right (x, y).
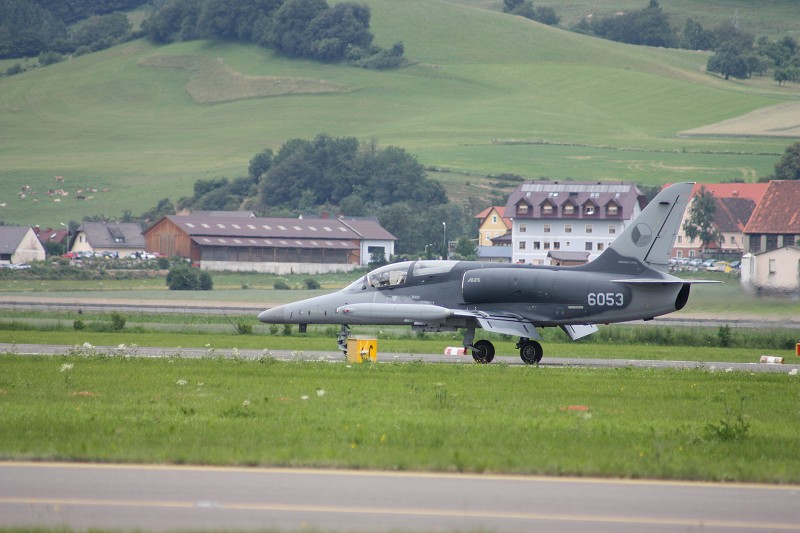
top-left (1, 355), bottom-right (797, 483)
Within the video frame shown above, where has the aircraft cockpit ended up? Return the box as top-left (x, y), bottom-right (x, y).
top-left (343, 260), bottom-right (461, 292)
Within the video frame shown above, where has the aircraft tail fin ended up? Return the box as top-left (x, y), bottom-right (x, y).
top-left (580, 182), bottom-right (694, 274)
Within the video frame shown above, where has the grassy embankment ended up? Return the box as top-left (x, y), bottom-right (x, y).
top-left (1, 354), bottom-right (798, 483)
top-left (1, 0), bottom-right (798, 226)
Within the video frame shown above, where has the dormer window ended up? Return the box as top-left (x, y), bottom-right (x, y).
top-left (584, 204), bottom-right (596, 216)
top-left (563, 203), bottom-right (575, 215)
top-left (606, 202), bottom-right (619, 216)
top-left (541, 200), bottom-right (556, 216)
top-left (517, 202), bottom-right (529, 215)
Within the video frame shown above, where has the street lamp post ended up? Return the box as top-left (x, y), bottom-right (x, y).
top-left (59, 222), bottom-right (68, 256)
top-left (442, 222), bottom-right (447, 259)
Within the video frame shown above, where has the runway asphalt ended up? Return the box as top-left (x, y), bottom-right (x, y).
top-left (3, 462), bottom-right (799, 532)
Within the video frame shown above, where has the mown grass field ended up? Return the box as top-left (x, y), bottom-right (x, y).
top-left (1, 354), bottom-right (798, 483)
top-left (1, 1), bottom-right (798, 227)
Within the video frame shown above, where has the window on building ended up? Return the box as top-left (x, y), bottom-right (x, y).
top-left (492, 215), bottom-right (497, 223)
top-left (749, 235), bottom-right (761, 253)
top-left (542, 203), bottom-right (554, 215)
top-left (609, 225), bottom-right (616, 235)
top-left (518, 241), bottom-right (526, 250)
top-left (544, 225), bottom-right (551, 233)
top-left (533, 241), bottom-right (540, 249)
top-left (543, 242), bottom-right (550, 250)
top-left (553, 242), bottom-right (560, 250)
top-left (565, 224), bottom-right (572, 234)
top-left (677, 235), bottom-right (682, 244)
top-left (769, 258), bottom-right (776, 274)
top-left (606, 204), bottom-right (618, 216)
top-left (563, 204), bottom-right (575, 215)
top-left (585, 224), bottom-right (593, 234)
top-left (519, 223), bottom-right (527, 233)
top-left (766, 234), bottom-right (778, 251)
top-left (584, 205), bottom-right (596, 216)
top-left (730, 236), bottom-right (736, 244)
top-left (784, 235), bottom-right (796, 247)
top-left (585, 242), bottom-right (593, 251)
top-left (517, 203), bottom-right (529, 215)
top-left (597, 243), bottom-right (604, 251)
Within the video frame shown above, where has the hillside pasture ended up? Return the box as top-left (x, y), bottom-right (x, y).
top-left (0, 0), bottom-right (798, 227)
top-left (138, 54), bottom-right (353, 104)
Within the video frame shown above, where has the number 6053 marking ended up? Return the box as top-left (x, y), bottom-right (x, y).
top-left (588, 292), bottom-right (624, 306)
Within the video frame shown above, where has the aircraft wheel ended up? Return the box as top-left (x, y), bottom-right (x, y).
top-left (519, 340), bottom-right (543, 365)
top-left (471, 339), bottom-right (495, 364)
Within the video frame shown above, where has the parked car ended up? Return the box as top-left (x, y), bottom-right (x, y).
top-left (712, 261), bottom-right (730, 272)
top-left (729, 260), bottom-right (741, 270)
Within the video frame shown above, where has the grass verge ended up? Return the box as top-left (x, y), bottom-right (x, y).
top-left (0, 354), bottom-right (797, 483)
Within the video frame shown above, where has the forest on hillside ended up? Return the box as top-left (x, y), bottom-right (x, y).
top-left (1, 0), bottom-right (405, 69)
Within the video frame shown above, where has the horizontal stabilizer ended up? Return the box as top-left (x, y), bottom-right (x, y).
top-left (561, 324), bottom-right (598, 340)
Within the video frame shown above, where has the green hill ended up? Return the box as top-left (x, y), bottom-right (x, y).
top-left (1, 0), bottom-right (798, 227)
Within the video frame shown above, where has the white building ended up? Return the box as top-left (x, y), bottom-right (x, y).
top-left (504, 181), bottom-right (645, 265)
top-left (0, 226), bottom-right (46, 265)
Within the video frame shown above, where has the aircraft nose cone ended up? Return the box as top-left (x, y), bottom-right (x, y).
top-left (257, 306), bottom-right (285, 323)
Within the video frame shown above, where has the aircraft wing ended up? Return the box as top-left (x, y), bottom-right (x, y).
top-left (453, 310), bottom-right (597, 341)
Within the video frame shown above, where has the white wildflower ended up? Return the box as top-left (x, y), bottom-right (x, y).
top-left (790, 369), bottom-right (798, 376)
top-left (60, 363), bottom-right (73, 372)
top-left (242, 400), bottom-right (250, 407)
top-left (117, 344), bottom-right (126, 350)
top-left (316, 389), bottom-right (325, 397)
top-left (82, 342), bottom-right (93, 350)
top-left (300, 395), bottom-right (309, 400)
top-left (176, 379), bottom-right (188, 386)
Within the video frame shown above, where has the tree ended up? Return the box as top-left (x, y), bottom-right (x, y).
top-left (454, 236), bottom-right (477, 260)
top-left (682, 186), bottom-right (721, 253)
top-left (707, 44), bottom-right (749, 79)
top-left (681, 18), bottom-right (715, 50)
top-left (774, 142), bottom-right (800, 180)
top-left (304, 2), bottom-right (373, 62)
top-left (269, 0), bottom-right (328, 57)
top-left (249, 147), bottom-right (274, 180)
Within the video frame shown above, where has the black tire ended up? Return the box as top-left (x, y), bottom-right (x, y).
top-left (471, 339), bottom-right (495, 363)
top-left (519, 340), bottom-right (543, 364)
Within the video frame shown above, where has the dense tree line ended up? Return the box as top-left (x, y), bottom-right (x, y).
top-left (571, 0), bottom-right (800, 83)
top-left (0, 0), bottom-right (145, 59)
top-left (141, 0), bottom-right (405, 68)
top-left (502, 0), bottom-right (559, 26)
top-left (1, 0), bottom-right (404, 70)
top-left (170, 134), bottom-right (465, 256)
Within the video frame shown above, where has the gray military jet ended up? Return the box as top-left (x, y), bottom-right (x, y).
top-left (258, 181), bottom-right (714, 364)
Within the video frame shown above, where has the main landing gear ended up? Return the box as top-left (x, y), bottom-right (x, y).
top-left (464, 329), bottom-right (543, 365)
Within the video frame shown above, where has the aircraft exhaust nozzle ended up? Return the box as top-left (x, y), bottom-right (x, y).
top-left (336, 303), bottom-right (453, 322)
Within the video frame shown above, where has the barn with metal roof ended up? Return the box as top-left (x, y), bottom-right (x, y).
top-left (144, 214), bottom-right (396, 274)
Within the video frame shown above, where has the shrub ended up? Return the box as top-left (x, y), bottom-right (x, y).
top-left (73, 319), bottom-right (85, 330)
top-left (166, 264), bottom-right (213, 290)
top-left (110, 312), bottom-right (126, 331)
top-left (303, 278), bottom-right (320, 290)
top-left (273, 279), bottom-right (290, 290)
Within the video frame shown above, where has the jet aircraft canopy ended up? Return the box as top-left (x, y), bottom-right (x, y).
top-left (345, 260), bottom-right (460, 291)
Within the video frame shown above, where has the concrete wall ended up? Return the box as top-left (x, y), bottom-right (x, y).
top-left (200, 260), bottom-right (361, 275)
